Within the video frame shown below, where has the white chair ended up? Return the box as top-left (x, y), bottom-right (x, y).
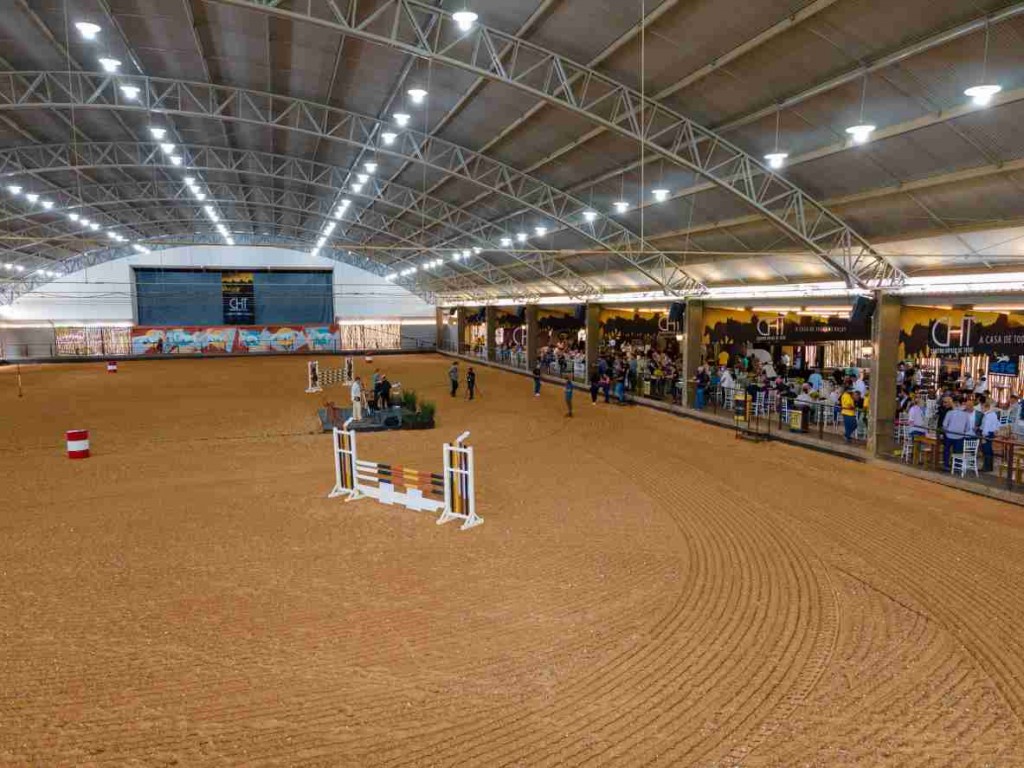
top-left (753, 391), bottom-right (769, 416)
top-left (900, 432), bottom-right (916, 463)
top-left (951, 439), bottom-right (980, 478)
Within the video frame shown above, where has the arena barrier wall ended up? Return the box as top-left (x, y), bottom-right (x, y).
top-left (329, 420), bottom-right (482, 531)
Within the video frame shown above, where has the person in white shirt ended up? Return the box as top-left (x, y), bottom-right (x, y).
top-left (719, 367), bottom-right (735, 399)
top-left (350, 377), bottom-right (364, 421)
top-left (942, 399), bottom-right (975, 469)
top-left (795, 384), bottom-right (814, 406)
top-left (853, 374), bottom-right (867, 398)
top-left (974, 376), bottom-right (988, 395)
top-left (980, 400), bottom-right (1001, 472)
top-left (964, 373), bottom-right (975, 392)
top-left (907, 395), bottom-right (927, 437)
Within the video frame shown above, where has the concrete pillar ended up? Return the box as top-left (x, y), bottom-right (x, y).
top-left (435, 306), bottom-right (444, 349)
top-left (682, 300), bottom-right (704, 408)
top-left (485, 306), bottom-right (498, 362)
top-left (868, 291), bottom-right (902, 457)
top-left (525, 305), bottom-right (538, 366)
top-left (456, 308), bottom-right (467, 355)
top-left (585, 303), bottom-right (601, 374)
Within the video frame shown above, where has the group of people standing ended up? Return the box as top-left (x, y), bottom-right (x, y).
top-left (448, 361), bottom-right (478, 400)
top-left (348, 368), bottom-right (394, 421)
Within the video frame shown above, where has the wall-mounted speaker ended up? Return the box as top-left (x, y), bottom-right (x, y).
top-left (850, 295), bottom-right (877, 324)
top-left (668, 301), bottom-right (686, 323)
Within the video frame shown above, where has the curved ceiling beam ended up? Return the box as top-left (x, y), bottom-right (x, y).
top-left (204, 0), bottom-right (902, 289)
top-left (0, 232), bottom-right (435, 306)
top-left (0, 144), bottom-right (599, 300)
top-left (0, 192), bottom-right (559, 302)
top-left (0, 71), bottom-right (703, 296)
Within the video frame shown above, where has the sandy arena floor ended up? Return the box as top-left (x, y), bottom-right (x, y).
top-left (1, 353), bottom-right (1023, 766)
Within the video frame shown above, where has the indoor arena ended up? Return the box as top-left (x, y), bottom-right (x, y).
top-left (3, 0), bottom-right (1024, 765)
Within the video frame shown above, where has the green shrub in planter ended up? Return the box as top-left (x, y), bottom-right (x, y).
top-left (401, 390), bottom-right (418, 412)
top-left (419, 401), bottom-right (436, 423)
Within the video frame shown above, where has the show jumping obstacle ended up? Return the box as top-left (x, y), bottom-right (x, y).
top-left (106, 361), bottom-right (118, 373)
top-left (306, 358), bottom-right (354, 393)
top-left (329, 419), bottom-right (482, 530)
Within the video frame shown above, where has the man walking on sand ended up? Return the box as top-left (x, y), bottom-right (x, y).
top-left (564, 377), bottom-right (574, 417)
top-left (532, 360), bottom-right (542, 397)
top-left (449, 361), bottom-right (459, 397)
top-left (466, 366), bottom-right (477, 400)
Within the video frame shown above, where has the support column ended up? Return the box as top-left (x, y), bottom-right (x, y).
top-left (525, 305), bottom-right (538, 368)
top-left (485, 306), bottom-right (498, 363)
top-left (456, 308), bottom-right (467, 356)
top-left (585, 303), bottom-right (601, 374)
top-left (682, 301), bottom-right (704, 408)
top-left (435, 306), bottom-right (444, 350)
top-left (868, 291), bottom-right (902, 457)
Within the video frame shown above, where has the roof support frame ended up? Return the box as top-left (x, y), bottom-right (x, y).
top-left (204, 0), bottom-right (899, 289)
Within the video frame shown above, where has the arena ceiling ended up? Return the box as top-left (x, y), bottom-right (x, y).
top-left (2, 0), bottom-right (1024, 305)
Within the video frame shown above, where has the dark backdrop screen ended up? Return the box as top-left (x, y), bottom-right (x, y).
top-left (135, 268), bottom-right (334, 325)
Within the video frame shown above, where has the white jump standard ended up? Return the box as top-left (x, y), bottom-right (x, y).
top-left (306, 358), bottom-right (354, 393)
top-left (329, 419), bottom-right (482, 530)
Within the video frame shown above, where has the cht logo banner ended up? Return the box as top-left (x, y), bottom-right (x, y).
top-left (756, 316), bottom-right (785, 340)
top-left (930, 315), bottom-right (974, 349)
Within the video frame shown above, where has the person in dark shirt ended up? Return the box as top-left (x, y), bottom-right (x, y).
top-left (378, 375), bottom-right (392, 409)
top-left (466, 367), bottom-right (477, 400)
top-left (532, 360), bottom-right (542, 397)
top-left (564, 378), bottom-right (574, 417)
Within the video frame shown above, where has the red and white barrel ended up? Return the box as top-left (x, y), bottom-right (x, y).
top-left (66, 429), bottom-right (90, 460)
top-left (106, 361), bottom-right (118, 373)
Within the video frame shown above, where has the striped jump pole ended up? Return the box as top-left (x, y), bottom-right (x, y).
top-left (438, 431), bottom-right (483, 530)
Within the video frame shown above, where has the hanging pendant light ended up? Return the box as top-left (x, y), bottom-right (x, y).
top-left (452, 10), bottom-right (478, 32)
top-left (965, 84), bottom-right (1002, 106)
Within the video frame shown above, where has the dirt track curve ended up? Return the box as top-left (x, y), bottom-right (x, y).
top-left (1, 354), bottom-right (1023, 766)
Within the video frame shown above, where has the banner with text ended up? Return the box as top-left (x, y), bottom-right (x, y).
top-left (131, 325), bottom-right (340, 356)
top-left (900, 306), bottom-right (1024, 361)
top-left (703, 308), bottom-right (868, 346)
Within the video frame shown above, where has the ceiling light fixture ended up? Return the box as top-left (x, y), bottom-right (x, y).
top-left (357, 173), bottom-right (369, 183)
top-left (381, 132), bottom-right (397, 145)
top-left (472, 246), bottom-right (482, 254)
top-left (169, 155), bottom-right (183, 166)
top-left (500, 237), bottom-right (512, 247)
top-left (534, 226), bottom-right (547, 237)
top-left (393, 113), bottom-right (411, 127)
top-left (75, 21), bottom-right (101, 40)
top-left (407, 88), bottom-right (427, 104)
top-left (6, 185), bottom-right (22, 195)
top-left (150, 127), bottom-right (167, 140)
top-left (516, 232), bottom-right (528, 243)
top-left (159, 142), bottom-right (175, 154)
top-left (41, 200), bottom-right (54, 210)
top-left (68, 213), bottom-right (80, 221)
top-left (462, 249), bottom-right (472, 259)
top-left (195, 192), bottom-right (206, 201)
top-left (845, 124), bottom-right (875, 144)
top-left (364, 162), bottom-right (377, 173)
top-left (613, 201), bottom-right (629, 213)
top-left (119, 85), bottom-right (140, 100)
top-left (26, 193), bottom-right (39, 203)
top-left (98, 57), bottom-right (121, 73)
top-left (324, 222), bottom-right (336, 235)
top-left (452, 10), bottom-right (478, 32)
top-left (965, 84), bottom-right (1002, 106)
top-left (583, 210), bottom-right (598, 222)
top-left (351, 183), bottom-right (363, 193)
top-left (764, 152), bottom-right (788, 170)
top-left (89, 222), bottom-right (100, 230)
top-left (651, 189), bottom-right (670, 203)
top-left (183, 175), bottom-right (195, 184)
